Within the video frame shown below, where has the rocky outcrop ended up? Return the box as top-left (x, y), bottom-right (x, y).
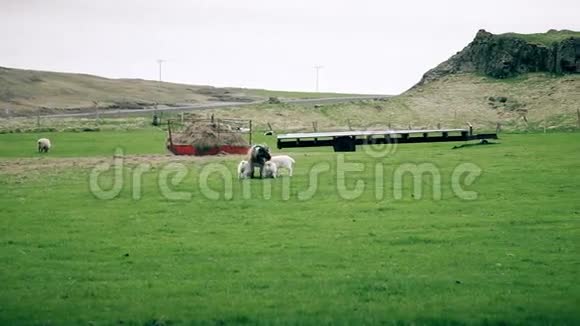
top-left (418, 29), bottom-right (579, 85)
top-left (554, 37), bottom-right (580, 74)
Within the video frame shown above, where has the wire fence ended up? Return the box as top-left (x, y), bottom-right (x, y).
top-left (1, 108), bottom-right (579, 134)
top-left (0, 110), bottom-right (191, 133)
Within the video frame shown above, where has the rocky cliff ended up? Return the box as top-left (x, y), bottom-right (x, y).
top-left (418, 29), bottom-right (580, 85)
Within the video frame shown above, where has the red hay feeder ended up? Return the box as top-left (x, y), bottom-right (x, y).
top-left (168, 144), bottom-right (250, 156)
top-left (166, 118), bottom-right (252, 156)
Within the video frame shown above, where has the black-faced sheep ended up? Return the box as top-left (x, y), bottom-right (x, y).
top-left (245, 144), bottom-right (271, 178)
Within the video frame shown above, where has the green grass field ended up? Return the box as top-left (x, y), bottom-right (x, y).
top-left (0, 129), bottom-right (168, 158)
top-left (1, 131), bottom-right (579, 325)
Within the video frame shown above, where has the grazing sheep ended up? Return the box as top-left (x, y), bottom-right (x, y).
top-left (262, 161), bottom-right (277, 178)
top-left (246, 144), bottom-right (272, 178)
top-left (37, 138), bottom-right (51, 153)
top-left (237, 160), bottom-right (250, 179)
top-left (269, 155), bottom-right (295, 176)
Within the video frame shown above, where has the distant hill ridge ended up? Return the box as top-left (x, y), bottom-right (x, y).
top-left (418, 29), bottom-right (580, 85)
top-left (0, 66), bottom-right (357, 116)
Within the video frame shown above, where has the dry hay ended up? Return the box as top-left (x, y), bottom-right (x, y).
top-left (172, 120), bottom-right (248, 148)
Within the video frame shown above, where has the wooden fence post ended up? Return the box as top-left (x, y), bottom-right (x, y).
top-left (37, 110), bottom-right (40, 128)
top-left (577, 109), bottom-right (580, 129)
top-left (216, 119), bottom-right (220, 143)
top-left (543, 110), bottom-right (546, 134)
top-left (93, 101), bottom-right (99, 126)
top-left (249, 120), bottom-right (253, 145)
top-left (496, 122), bottom-right (501, 134)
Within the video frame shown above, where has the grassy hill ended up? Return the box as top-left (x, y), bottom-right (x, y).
top-left (499, 29), bottom-right (580, 46)
top-left (0, 66), bottom-right (360, 116)
top-left (196, 73), bottom-right (579, 133)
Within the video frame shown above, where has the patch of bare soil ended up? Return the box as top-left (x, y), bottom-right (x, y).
top-left (0, 154), bottom-right (243, 175)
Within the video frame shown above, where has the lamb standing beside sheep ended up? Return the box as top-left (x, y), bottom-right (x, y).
top-left (238, 159), bottom-right (278, 179)
top-left (262, 161), bottom-right (278, 178)
top-left (238, 152), bottom-right (295, 179)
top-left (37, 138), bottom-right (51, 153)
top-left (269, 155), bottom-right (295, 176)
top-left (238, 160), bottom-right (250, 179)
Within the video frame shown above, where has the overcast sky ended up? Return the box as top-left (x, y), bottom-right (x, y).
top-left (1, 0), bottom-right (578, 94)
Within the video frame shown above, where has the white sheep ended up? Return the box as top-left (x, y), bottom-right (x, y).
top-left (37, 138), bottom-right (51, 153)
top-left (238, 159), bottom-right (277, 179)
top-left (269, 155), bottom-right (295, 176)
top-left (262, 161), bottom-right (277, 179)
top-left (237, 160), bottom-right (250, 179)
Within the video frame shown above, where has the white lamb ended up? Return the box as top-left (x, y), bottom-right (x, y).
top-left (37, 138), bottom-right (51, 153)
top-left (237, 160), bottom-right (250, 179)
top-left (262, 161), bottom-right (277, 179)
top-left (269, 155), bottom-right (295, 176)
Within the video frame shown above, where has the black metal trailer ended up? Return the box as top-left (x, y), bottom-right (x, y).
top-left (277, 128), bottom-right (498, 152)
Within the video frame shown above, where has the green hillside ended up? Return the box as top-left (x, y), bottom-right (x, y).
top-left (500, 29), bottom-right (580, 46)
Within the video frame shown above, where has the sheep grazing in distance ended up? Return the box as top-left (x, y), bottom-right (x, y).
top-left (246, 144), bottom-right (272, 178)
top-left (269, 155), bottom-right (295, 176)
top-left (237, 160), bottom-right (250, 179)
top-left (37, 138), bottom-right (51, 153)
top-left (262, 161), bottom-right (277, 179)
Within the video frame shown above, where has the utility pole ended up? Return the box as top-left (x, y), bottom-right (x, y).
top-left (157, 59), bottom-right (165, 82)
top-left (153, 59), bottom-right (165, 126)
top-left (314, 65), bottom-right (323, 92)
top-left (157, 59), bottom-right (166, 91)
